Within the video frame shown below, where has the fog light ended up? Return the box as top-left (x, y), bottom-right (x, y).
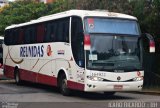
top-left (133, 77), bottom-right (143, 81)
top-left (87, 76), bottom-right (104, 81)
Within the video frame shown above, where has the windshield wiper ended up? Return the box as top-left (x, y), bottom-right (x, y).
top-left (92, 62), bottom-right (114, 66)
top-left (114, 66), bottom-right (141, 71)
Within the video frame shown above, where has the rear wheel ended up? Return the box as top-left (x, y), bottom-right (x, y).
top-left (14, 68), bottom-right (22, 85)
top-left (104, 92), bottom-right (115, 97)
top-left (59, 74), bottom-right (70, 96)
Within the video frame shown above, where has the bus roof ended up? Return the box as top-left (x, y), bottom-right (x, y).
top-left (5, 10), bottom-right (137, 30)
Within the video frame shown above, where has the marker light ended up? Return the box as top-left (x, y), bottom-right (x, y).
top-left (133, 77), bottom-right (143, 81)
top-left (137, 71), bottom-right (141, 76)
top-left (87, 76), bottom-right (104, 81)
top-left (84, 35), bottom-right (91, 50)
top-left (149, 40), bottom-right (155, 53)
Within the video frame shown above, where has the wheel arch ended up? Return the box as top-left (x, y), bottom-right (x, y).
top-left (57, 68), bottom-right (69, 87)
top-left (14, 65), bottom-right (19, 77)
top-left (14, 64), bottom-right (20, 70)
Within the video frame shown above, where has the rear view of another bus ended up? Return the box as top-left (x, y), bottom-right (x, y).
top-left (0, 36), bottom-right (4, 78)
top-left (0, 36), bottom-right (4, 63)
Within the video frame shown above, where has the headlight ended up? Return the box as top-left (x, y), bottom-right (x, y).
top-left (87, 76), bottom-right (104, 81)
top-left (133, 77), bottom-right (143, 81)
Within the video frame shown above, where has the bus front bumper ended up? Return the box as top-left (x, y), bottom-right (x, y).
top-left (84, 80), bottom-right (143, 92)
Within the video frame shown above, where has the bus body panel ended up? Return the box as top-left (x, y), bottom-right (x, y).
top-left (84, 70), bottom-right (143, 92)
top-left (3, 42), bottom-right (85, 90)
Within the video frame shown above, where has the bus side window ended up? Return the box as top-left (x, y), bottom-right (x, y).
top-left (13, 29), bottom-right (19, 45)
top-left (4, 30), bottom-right (10, 45)
top-left (9, 29), bottom-right (14, 45)
top-left (56, 21), bottom-right (63, 42)
top-left (30, 26), bottom-right (36, 43)
top-left (18, 28), bottom-right (24, 44)
top-left (45, 22), bottom-right (56, 42)
top-left (55, 18), bottom-right (69, 42)
top-left (63, 19), bottom-right (69, 43)
top-left (71, 16), bottom-right (84, 67)
top-left (5, 29), bottom-right (13, 45)
top-left (24, 27), bottom-right (31, 44)
top-left (37, 24), bottom-right (45, 43)
top-left (24, 25), bottom-right (36, 44)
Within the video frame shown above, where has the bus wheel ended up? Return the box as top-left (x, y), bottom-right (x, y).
top-left (59, 74), bottom-right (70, 96)
top-left (104, 92), bottom-right (115, 97)
top-left (14, 68), bottom-right (21, 85)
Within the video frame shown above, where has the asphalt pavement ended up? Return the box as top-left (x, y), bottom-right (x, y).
top-left (0, 79), bottom-right (160, 108)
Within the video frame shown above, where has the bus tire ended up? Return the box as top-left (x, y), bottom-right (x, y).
top-left (104, 92), bottom-right (115, 97)
top-left (59, 74), bottom-right (70, 96)
top-left (14, 68), bottom-right (22, 85)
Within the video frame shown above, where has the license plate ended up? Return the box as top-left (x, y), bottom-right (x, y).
top-left (114, 85), bottom-right (123, 90)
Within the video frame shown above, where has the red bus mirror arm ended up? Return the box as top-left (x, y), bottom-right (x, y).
top-left (142, 33), bottom-right (155, 53)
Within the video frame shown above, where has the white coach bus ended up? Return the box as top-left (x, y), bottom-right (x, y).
top-left (3, 10), bottom-right (155, 96)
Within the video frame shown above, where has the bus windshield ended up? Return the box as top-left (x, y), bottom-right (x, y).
top-left (85, 18), bottom-right (142, 72)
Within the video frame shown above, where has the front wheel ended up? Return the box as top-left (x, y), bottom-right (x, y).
top-left (59, 74), bottom-right (71, 96)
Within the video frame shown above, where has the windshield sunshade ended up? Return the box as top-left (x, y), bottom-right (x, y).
top-left (85, 18), bottom-right (140, 35)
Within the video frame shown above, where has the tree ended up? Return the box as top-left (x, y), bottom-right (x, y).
top-left (0, 1), bottom-right (48, 35)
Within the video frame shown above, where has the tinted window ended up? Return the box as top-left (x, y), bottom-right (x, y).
top-left (45, 22), bottom-right (57, 42)
top-left (18, 28), bottom-right (24, 44)
top-left (37, 24), bottom-right (45, 43)
top-left (44, 18), bottom-right (69, 43)
top-left (5, 17), bottom-right (70, 45)
top-left (56, 21), bottom-right (63, 42)
top-left (71, 16), bottom-right (84, 67)
top-left (4, 29), bottom-right (13, 45)
top-left (56, 18), bottom-right (69, 42)
top-left (62, 19), bottom-right (69, 42)
top-left (12, 29), bottom-right (19, 45)
top-left (24, 26), bottom-right (36, 44)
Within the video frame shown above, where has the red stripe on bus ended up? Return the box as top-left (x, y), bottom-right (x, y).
top-left (67, 81), bottom-right (84, 91)
top-left (4, 65), bottom-right (14, 79)
top-left (4, 65), bottom-right (84, 91)
top-left (20, 69), bottom-right (37, 83)
top-left (37, 73), bottom-right (57, 86)
top-left (4, 65), bottom-right (57, 86)
top-left (0, 75), bottom-right (3, 79)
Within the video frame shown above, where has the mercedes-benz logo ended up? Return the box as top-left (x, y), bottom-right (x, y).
top-left (117, 76), bottom-right (121, 81)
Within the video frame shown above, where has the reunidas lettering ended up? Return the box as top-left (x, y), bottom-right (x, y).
top-left (20, 45), bottom-right (44, 57)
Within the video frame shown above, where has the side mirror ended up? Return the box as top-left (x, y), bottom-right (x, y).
top-left (141, 33), bottom-right (155, 53)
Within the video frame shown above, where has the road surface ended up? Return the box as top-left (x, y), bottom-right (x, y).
top-left (0, 80), bottom-right (159, 108)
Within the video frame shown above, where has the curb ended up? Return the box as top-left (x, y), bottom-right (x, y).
top-left (139, 91), bottom-right (160, 95)
top-left (129, 91), bottom-right (160, 96)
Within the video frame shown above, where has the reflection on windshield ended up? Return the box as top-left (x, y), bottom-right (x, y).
top-left (86, 34), bottom-right (142, 72)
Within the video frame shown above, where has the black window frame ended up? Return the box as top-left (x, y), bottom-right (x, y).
top-left (71, 16), bottom-right (85, 68)
top-left (4, 16), bottom-right (70, 45)
top-left (24, 25), bottom-right (36, 44)
top-left (44, 17), bottom-right (70, 43)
